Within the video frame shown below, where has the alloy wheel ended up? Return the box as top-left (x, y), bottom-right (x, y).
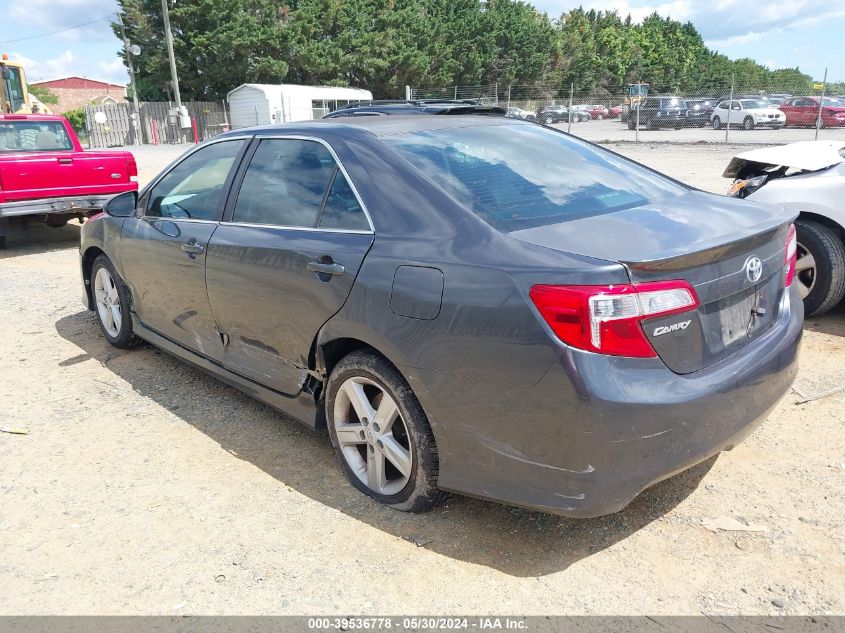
top-left (795, 241), bottom-right (816, 299)
top-left (93, 267), bottom-right (122, 338)
top-left (333, 376), bottom-right (413, 496)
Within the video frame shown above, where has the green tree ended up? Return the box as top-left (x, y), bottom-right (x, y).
top-left (29, 85), bottom-right (59, 105)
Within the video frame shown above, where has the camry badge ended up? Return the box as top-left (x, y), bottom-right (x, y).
top-left (744, 256), bottom-right (763, 283)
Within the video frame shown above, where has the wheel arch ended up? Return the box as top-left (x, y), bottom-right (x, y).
top-left (81, 245), bottom-right (106, 310)
top-left (310, 331), bottom-right (446, 450)
top-left (796, 212), bottom-right (845, 243)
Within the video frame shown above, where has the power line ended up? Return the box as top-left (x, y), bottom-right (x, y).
top-left (0, 15), bottom-right (113, 45)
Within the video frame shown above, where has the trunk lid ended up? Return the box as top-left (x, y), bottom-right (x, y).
top-left (511, 190), bottom-right (795, 373)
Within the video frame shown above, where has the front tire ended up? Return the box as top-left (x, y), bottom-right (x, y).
top-left (743, 116), bottom-right (754, 131)
top-left (795, 221), bottom-right (845, 316)
top-left (91, 255), bottom-right (139, 348)
top-left (326, 351), bottom-right (445, 512)
top-left (544, 116), bottom-right (553, 125)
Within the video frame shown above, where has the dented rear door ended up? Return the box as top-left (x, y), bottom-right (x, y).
top-left (204, 137), bottom-right (374, 396)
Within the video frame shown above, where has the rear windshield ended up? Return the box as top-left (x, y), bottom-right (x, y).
top-left (383, 123), bottom-right (685, 231)
top-left (0, 121), bottom-right (73, 152)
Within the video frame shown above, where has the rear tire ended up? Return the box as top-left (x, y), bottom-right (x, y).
top-left (91, 255), bottom-right (140, 348)
top-left (544, 116), bottom-right (553, 125)
top-left (628, 116), bottom-right (636, 130)
top-left (326, 351), bottom-right (446, 513)
top-left (795, 220), bottom-right (845, 317)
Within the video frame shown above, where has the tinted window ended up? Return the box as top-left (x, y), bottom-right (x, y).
top-left (384, 123), bottom-right (685, 232)
top-left (232, 139), bottom-right (335, 227)
top-left (147, 140), bottom-right (244, 220)
top-left (0, 121), bottom-right (73, 152)
top-left (318, 172), bottom-right (369, 231)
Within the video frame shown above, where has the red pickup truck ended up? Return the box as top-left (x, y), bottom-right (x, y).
top-left (0, 114), bottom-right (138, 247)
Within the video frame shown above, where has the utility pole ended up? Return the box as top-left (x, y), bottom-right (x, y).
top-left (117, 14), bottom-right (142, 144)
top-left (815, 67), bottom-right (828, 141)
top-left (161, 0), bottom-right (184, 142)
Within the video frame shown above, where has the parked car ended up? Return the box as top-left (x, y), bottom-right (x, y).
top-left (578, 104), bottom-right (609, 119)
top-left (779, 96), bottom-right (845, 128)
top-left (684, 98), bottom-right (717, 127)
top-left (0, 114), bottom-right (137, 248)
top-left (609, 104), bottom-right (624, 118)
top-left (628, 96), bottom-right (688, 129)
top-left (768, 93), bottom-right (793, 106)
top-left (711, 99), bottom-right (785, 130)
top-left (506, 106), bottom-right (536, 121)
top-left (725, 140), bottom-right (845, 315)
top-left (323, 99), bottom-right (506, 118)
top-left (82, 116), bottom-right (801, 517)
top-left (536, 105), bottom-right (588, 124)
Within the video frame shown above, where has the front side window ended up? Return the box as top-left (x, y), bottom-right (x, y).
top-left (1, 66), bottom-right (26, 112)
top-left (384, 123), bottom-right (685, 232)
top-left (0, 121), bottom-right (73, 152)
top-left (146, 140), bottom-right (244, 220)
top-left (232, 138), bottom-right (369, 231)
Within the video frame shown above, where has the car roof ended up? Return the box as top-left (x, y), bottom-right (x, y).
top-left (0, 114), bottom-right (66, 122)
top-left (225, 115), bottom-right (526, 139)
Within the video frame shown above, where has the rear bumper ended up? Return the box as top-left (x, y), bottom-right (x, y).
top-left (434, 284), bottom-right (803, 517)
top-left (0, 195), bottom-right (114, 218)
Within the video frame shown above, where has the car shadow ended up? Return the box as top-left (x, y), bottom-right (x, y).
top-left (55, 309), bottom-right (714, 577)
top-left (803, 301), bottom-right (845, 337)
top-left (0, 221), bottom-right (81, 259)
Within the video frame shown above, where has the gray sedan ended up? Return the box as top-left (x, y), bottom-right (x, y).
top-left (80, 117), bottom-right (802, 517)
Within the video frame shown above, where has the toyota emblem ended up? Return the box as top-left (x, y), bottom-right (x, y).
top-left (744, 256), bottom-right (763, 283)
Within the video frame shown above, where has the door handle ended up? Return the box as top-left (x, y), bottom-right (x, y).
top-left (58, 158), bottom-right (73, 165)
top-left (307, 261), bottom-right (345, 276)
top-left (181, 240), bottom-right (205, 256)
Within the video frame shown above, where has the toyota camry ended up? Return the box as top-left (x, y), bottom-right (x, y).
top-left (80, 117), bottom-right (802, 517)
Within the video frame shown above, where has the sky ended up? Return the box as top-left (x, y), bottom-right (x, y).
top-left (1, 0), bottom-right (843, 87)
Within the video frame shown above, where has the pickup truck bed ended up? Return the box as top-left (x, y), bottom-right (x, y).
top-left (0, 114), bottom-right (137, 246)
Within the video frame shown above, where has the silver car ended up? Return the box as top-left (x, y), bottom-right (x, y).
top-left (725, 140), bottom-right (845, 315)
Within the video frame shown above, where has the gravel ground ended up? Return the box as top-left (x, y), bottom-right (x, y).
top-left (0, 141), bottom-right (843, 615)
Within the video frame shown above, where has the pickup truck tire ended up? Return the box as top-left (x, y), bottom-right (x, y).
top-left (796, 220), bottom-right (845, 317)
top-left (91, 255), bottom-right (139, 348)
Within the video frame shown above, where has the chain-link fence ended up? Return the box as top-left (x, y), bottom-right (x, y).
top-left (410, 83), bottom-right (845, 145)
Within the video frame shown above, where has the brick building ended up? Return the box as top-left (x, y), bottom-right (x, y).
top-left (28, 76), bottom-right (127, 114)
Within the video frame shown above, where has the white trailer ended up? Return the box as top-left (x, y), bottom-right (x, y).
top-left (227, 83), bottom-right (373, 129)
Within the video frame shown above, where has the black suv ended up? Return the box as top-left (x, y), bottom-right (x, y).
top-left (628, 96), bottom-right (688, 130)
top-left (323, 99), bottom-right (506, 118)
top-left (685, 97), bottom-right (717, 127)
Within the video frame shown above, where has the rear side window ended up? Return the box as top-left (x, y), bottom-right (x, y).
top-left (147, 139), bottom-right (244, 220)
top-left (232, 138), bottom-right (369, 231)
top-left (0, 121), bottom-right (73, 152)
top-left (318, 172), bottom-right (369, 230)
top-left (383, 123), bottom-right (685, 232)
top-left (233, 139), bottom-right (335, 227)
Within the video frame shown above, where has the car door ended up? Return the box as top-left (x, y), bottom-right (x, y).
top-left (118, 138), bottom-right (248, 359)
top-left (779, 98), bottom-right (796, 125)
top-left (205, 137), bottom-right (374, 395)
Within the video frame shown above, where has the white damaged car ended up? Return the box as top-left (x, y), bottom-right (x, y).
top-left (725, 140), bottom-right (845, 315)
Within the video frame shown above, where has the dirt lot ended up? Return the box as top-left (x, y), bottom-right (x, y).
top-left (0, 142), bottom-right (843, 615)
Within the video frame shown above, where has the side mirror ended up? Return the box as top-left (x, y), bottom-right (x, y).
top-left (1, 67), bottom-right (11, 80)
top-left (104, 191), bottom-right (138, 217)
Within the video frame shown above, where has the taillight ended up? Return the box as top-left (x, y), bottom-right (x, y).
top-left (529, 280), bottom-right (699, 358)
top-left (784, 224), bottom-right (797, 287)
top-left (126, 154), bottom-right (138, 182)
